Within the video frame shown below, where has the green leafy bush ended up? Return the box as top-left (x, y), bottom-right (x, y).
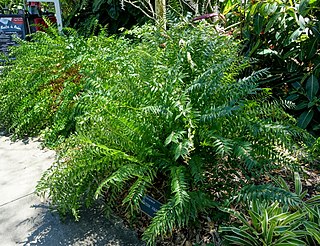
top-left (0, 17), bottom-right (315, 244)
top-left (19, 22), bottom-right (310, 244)
top-left (0, 29), bottom-right (86, 144)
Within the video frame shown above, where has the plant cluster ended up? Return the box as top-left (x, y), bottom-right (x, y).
top-left (62, 0), bottom-right (147, 36)
top-left (220, 173), bottom-right (320, 245)
top-left (0, 19), bottom-right (318, 245)
top-left (217, 0), bottom-right (320, 135)
top-left (0, 27), bottom-right (87, 144)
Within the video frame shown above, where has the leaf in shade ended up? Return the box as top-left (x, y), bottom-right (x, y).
top-left (298, 0), bottom-right (309, 16)
top-left (306, 38), bottom-right (318, 60)
top-left (313, 124), bottom-right (320, 131)
top-left (311, 26), bottom-right (320, 39)
top-left (292, 82), bottom-right (302, 90)
top-left (306, 74), bottom-right (319, 101)
top-left (265, 13), bottom-right (280, 33)
top-left (297, 110), bottom-right (314, 129)
top-left (295, 102), bottom-right (308, 110)
top-left (286, 94), bottom-right (299, 101)
top-left (254, 13), bottom-right (264, 35)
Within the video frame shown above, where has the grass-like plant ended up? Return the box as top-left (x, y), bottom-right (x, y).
top-left (220, 201), bottom-right (309, 246)
top-left (221, 172), bottom-right (320, 245)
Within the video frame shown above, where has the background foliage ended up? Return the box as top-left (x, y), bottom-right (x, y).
top-left (61, 0), bottom-right (147, 35)
top-left (216, 0), bottom-right (320, 135)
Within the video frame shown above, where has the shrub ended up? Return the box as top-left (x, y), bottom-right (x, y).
top-left (0, 28), bottom-right (87, 143)
top-left (26, 21), bottom-right (313, 244)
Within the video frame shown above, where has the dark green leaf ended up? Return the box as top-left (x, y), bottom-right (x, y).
top-left (308, 101), bottom-right (316, 108)
top-left (306, 75), bottom-right (319, 101)
top-left (254, 14), bottom-right (264, 35)
top-left (286, 94), bottom-right (299, 101)
top-left (299, 47), bottom-right (305, 61)
top-left (298, 0), bottom-right (309, 16)
top-left (306, 38), bottom-right (318, 60)
top-left (292, 82), bottom-right (302, 90)
top-left (282, 49), bottom-right (299, 60)
top-left (249, 39), bottom-right (261, 56)
top-left (311, 26), bottom-right (320, 39)
top-left (265, 13), bottom-right (281, 33)
top-left (312, 124), bottom-right (320, 130)
top-left (297, 110), bottom-right (314, 129)
top-left (295, 102), bottom-right (308, 110)
top-left (274, 226), bottom-right (290, 233)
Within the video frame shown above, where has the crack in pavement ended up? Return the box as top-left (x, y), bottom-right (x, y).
top-left (0, 192), bottom-right (35, 208)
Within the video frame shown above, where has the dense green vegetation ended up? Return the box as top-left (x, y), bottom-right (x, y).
top-left (0, 0), bottom-right (319, 245)
top-left (219, 0), bottom-right (320, 135)
top-left (63, 0), bottom-right (147, 35)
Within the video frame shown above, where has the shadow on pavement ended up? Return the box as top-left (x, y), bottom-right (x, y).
top-left (20, 204), bottom-right (144, 246)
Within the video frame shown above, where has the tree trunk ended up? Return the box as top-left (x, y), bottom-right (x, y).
top-left (155, 0), bottom-right (166, 29)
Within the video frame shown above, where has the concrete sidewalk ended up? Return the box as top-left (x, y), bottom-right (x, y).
top-left (0, 135), bottom-right (144, 246)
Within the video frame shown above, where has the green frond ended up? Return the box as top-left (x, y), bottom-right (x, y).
top-left (202, 136), bottom-right (234, 157)
top-left (189, 155), bottom-right (205, 184)
top-left (79, 137), bottom-right (140, 163)
top-left (200, 105), bottom-right (240, 123)
top-left (143, 190), bottom-right (216, 245)
top-left (95, 162), bottom-right (155, 198)
top-left (93, 0), bottom-right (106, 12)
top-left (241, 68), bottom-right (270, 84)
top-left (123, 177), bottom-right (151, 214)
top-left (142, 200), bottom-right (177, 244)
top-left (236, 184), bottom-right (302, 207)
top-left (170, 166), bottom-right (190, 206)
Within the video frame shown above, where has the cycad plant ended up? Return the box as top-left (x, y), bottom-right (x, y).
top-left (32, 20), bottom-right (314, 244)
top-left (0, 27), bottom-right (87, 144)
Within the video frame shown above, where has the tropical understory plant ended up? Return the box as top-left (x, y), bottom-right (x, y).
top-left (64, 0), bottom-right (147, 35)
top-left (220, 172), bottom-right (320, 245)
top-left (220, 200), bottom-right (319, 246)
top-left (217, 0), bottom-right (320, 135)
top-left (0, 18), bottom-right (317, 245)
top-left (0, 26), bottom-right (88, 145)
